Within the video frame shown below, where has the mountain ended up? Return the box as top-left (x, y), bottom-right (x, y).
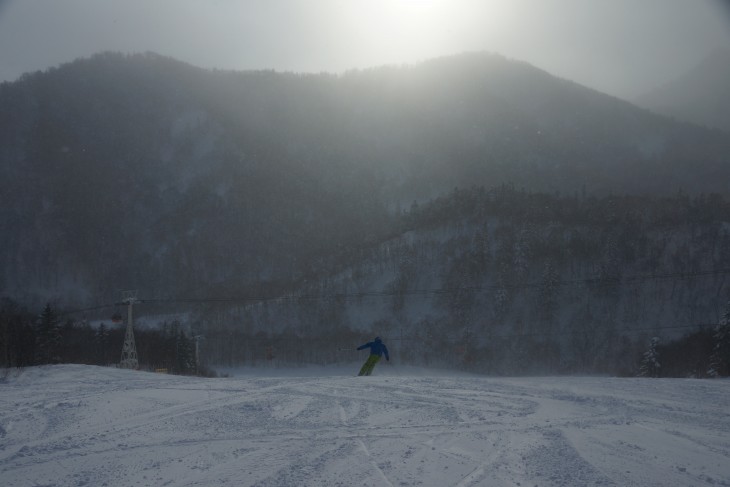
top-left (1, 51), bottom-right (730, 308)
top-left (634, 48), bottom-right (730, 132)
top-left (206, 186), bottom-right (730, 375)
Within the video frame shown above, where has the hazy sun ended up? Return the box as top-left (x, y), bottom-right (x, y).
top-left (332, 0), bottom-right (512, 67)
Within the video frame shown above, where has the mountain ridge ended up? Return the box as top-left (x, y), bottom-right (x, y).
top-left (1, 50), bottom-right (729, 307)
top-left (634, 48), bottom-right (730, 132)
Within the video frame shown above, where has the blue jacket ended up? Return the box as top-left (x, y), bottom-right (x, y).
top-left (358, 337), bottom-right (389, 360)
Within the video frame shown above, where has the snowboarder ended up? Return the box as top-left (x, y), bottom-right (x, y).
top-left (357, 336), bottom-right (389, 376)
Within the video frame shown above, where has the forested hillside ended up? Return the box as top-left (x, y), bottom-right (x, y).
top-left (195, 186), bottom-right (730, 376)
top-left (2, 51), bottom-right (730, 376)
top-left (4, 186), bottom-right (730, 376)
top-left (1, 51), bottom-right (729, 307)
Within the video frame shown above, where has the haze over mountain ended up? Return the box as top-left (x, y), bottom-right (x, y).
top-left (1, 51), bottom-right (730, 307)
top-left (635, 48), bottom-right (730, 132)
top-left (3, 51), bottom-right (730, 376)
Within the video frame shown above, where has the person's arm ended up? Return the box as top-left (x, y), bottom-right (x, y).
top-left (384, 345), bottom-right (389, 361)
top-left (356, 342), bottom-right (370, 351)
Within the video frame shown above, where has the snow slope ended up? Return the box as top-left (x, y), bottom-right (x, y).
top-left (1, 365), bottom-right (729, 487)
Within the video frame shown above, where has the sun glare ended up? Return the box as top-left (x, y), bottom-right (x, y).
top-left (330, 0), bottom-right (518, 69)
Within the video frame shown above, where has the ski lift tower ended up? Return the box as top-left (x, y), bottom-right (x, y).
top-left (119, 290), bottom-right (140, 369)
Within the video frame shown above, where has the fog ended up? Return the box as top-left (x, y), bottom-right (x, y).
top-left (3, 0), bottom-right (730, 390)
top-left (0, 0), bottom-right (728, 98)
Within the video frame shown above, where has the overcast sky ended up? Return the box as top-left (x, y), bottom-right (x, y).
top-left (0, 0), bottom-right (728, 98)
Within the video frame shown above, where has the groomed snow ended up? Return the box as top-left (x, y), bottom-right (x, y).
top-left (1, 364), bottom-right (729, 486)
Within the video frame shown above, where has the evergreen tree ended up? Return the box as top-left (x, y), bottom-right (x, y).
top-left (96, 323), bottom-right (111, 365)
top-left (493, 262), bottom-right (510, 318)
top-left (174, 329), bottom-right (196, 375)
top-left (0, 298), bottom-right (34, 368)
top-left (708, 302), bottom-right (730, 377)
top-left (471, 228), bottom-right (490, 274)
top-left (513, 234), bottom-right (530, 284)
top-left (35, 303), bottom-right (62, 365)
top-left (539, 260), bottom-right (559, 323)
top-left (598, 234), bottom-right (621, 298)
top-left (639, 337), bottom-right (661, 378)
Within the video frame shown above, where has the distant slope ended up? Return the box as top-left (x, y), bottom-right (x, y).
top-left (217, 186), bottom-right (730, 375)
top-left (635, 48), bottom-right (730, 132)
top-left (1, 51), bottom-right (730, 305)
top-left (338, 52), bottom-right (730, 197)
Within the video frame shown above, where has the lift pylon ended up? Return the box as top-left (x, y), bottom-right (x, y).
top-left (119, 290), bottom-right (139, 369)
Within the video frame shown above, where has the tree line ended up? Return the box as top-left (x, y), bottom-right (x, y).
top-left (639, 304), bottom-right (730, 378)
top-left (1, 295), bottom-right (729, 378)
top-left (4, 186), bottom-right (730, 378)
top-left (185, 185), bottom-right (730, 378)
top-left (0, 299), bottom-right (204, 376)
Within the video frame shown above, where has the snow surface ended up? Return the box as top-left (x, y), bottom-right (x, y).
top-left (1, 365), bottom-right (729, 487)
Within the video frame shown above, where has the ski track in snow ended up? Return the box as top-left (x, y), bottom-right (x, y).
top-left (1, 365), bottom-right (729, 486)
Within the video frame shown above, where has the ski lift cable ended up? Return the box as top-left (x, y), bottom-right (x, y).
top-left (144, 266), bottom-right (730, 304)
top-left (60, 267), bottom-right (730, 317)
top-left (384, 323), bottom-right (718, 341)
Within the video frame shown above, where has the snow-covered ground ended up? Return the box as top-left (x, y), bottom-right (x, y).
top-left (1, 365), bottom-right (729, 487)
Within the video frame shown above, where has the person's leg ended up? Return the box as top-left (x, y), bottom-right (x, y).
top-left (358, 355), bottom-right (374, 376)
top-left (364, 355), bottom-right (381, 376)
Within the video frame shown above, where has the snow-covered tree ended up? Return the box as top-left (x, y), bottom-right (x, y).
top-left (538, 260), bottom-right (559, 323)
top-left (708, 302), bottom-right (730, 377)
top-left (639, 337), bottom-right (661, 378)
top-left (493, 263), bottom-right (510, 318)
top-left (175, 329), bottom-right (196, 375)
top-left (513, 230), bottom-right (530, 284)
top-left (470, 228), bottom-right (490, 275)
